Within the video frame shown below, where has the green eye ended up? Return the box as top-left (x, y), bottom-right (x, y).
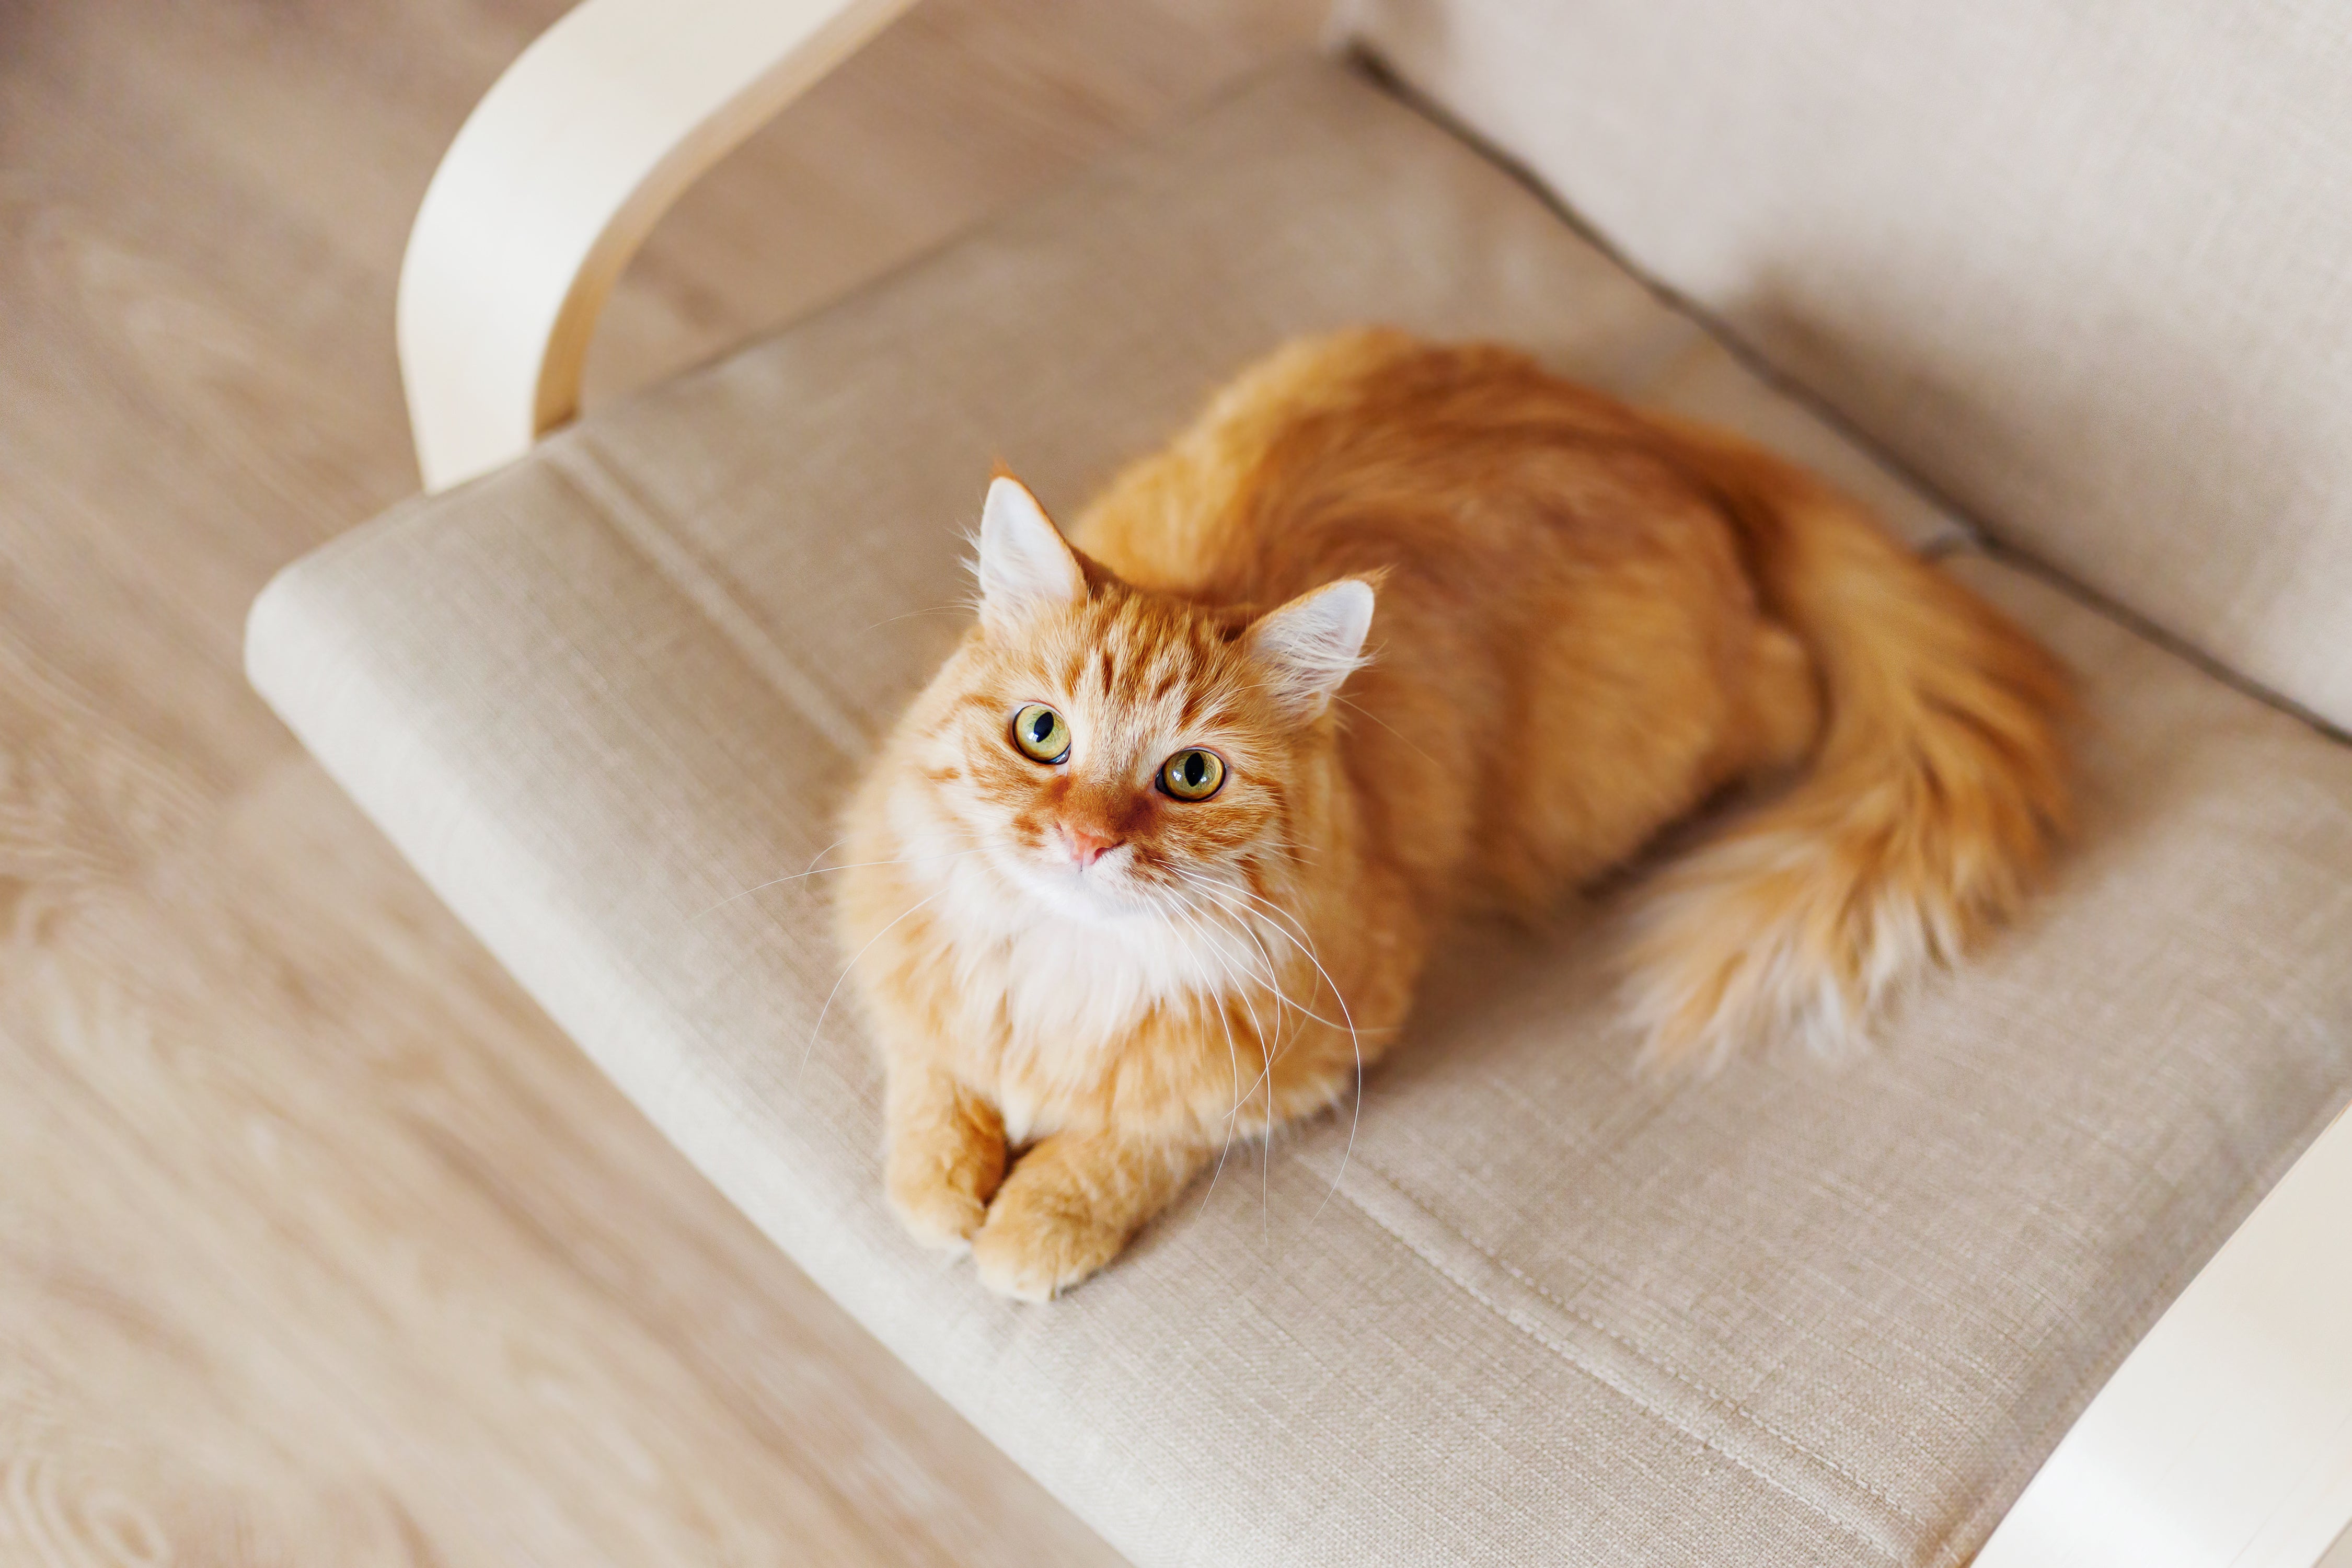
top-left (1159, 748), bottom-right (1226, 801)
top-left (1010, 703), bottom-right (1070, 763)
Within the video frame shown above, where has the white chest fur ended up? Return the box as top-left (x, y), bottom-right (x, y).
top-left (879, 777), bottom-right (1287, 1141)
top-left (929, 854), bottom-right (1227, 1139)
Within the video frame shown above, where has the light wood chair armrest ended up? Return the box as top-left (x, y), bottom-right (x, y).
top-left (396, 0), bottom-right (920, 492)
top-left (1978, 1096), bottom-right (2352, 1567)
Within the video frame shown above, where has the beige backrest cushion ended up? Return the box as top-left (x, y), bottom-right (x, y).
top-left (1347, 0), bottom-right (2352, 729)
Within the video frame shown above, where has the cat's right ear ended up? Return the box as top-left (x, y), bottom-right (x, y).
top-left (975, 475), bottom-right (1086, 635)
top-left (1245, 576), bottom-right (1376, 721)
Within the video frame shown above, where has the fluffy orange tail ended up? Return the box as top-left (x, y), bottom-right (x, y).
top-left (1624, 425), bottom-right (2073, 1069)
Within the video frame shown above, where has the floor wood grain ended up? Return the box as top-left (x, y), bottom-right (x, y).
top-left (0, 1), bottom-right (1320, 1562)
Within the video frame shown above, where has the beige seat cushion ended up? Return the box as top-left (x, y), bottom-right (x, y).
top-left (1353, 0), bottom-right (2352, 730)
top-left (248, 60), bottom-right (2352, 1565)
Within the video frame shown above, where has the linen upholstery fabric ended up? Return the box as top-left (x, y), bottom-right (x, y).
top-left (1348, 0), bottom-right (2352, 731)
top-left (249, 61), bottom-right (2352, 1565)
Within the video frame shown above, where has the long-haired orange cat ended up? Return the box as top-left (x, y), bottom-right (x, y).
top-left (838, 330), bottom-right (2069, 1300)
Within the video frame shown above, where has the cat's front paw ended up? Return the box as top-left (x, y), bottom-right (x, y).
top-left (970, 1188), bottom-right (1126, 1301)
top-left (884, 1075), bottom-right (1007, 1254)
top-left (889, 1171), bottom-right (991, 1253)
top-left (886, 1131), bottom-right (1005, 1254)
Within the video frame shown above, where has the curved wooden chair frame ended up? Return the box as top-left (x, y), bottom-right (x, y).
top-left (396, 0), bottom-right (919, 491)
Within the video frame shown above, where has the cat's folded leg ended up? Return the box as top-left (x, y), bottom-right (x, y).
top-left (884, 1059), bottom-right (1007, 1253)
top-left (971, 1127), bottom-right (1211, 1301)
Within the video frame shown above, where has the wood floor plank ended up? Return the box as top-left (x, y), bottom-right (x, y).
top-left (0, 0), bottom-right (1321, 1561)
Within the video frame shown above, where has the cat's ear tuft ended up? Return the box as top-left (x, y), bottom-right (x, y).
top-left (1246, 577), bottom-right (1376, 721)
top-left (976, 475), bottom-right (1085, 633)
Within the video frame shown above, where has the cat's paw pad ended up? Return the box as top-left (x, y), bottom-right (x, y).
top-left (888, 1174), bottom-right (989, 1253)
top-left (970, 1202), bottom-right (1123, 1301)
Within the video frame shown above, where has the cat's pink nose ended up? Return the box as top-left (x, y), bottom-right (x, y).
top-left (1060, 825), bottom-right (1122, 869)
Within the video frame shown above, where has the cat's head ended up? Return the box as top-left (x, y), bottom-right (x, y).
top-left (898, 476), bottom-right (1373, 923)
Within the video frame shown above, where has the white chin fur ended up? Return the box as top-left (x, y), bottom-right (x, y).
top-left (884, 777), bottom-right (1266, 1079)
top-left (991, 848), bottom-right (1156, 926)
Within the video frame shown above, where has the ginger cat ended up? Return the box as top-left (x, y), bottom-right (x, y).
top-left (838, 330), bottom-right (2070, 1300)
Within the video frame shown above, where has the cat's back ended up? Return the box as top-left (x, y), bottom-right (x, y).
top-left (1066, 329), bottom-right (1410, 595)
top-left (1068, 330), bottom-right (1715, 610)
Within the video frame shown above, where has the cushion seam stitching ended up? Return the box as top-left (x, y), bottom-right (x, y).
top-left (1320, 1174), bottom-right (1911, 1564)
top-left (537, 445), bottom-right (863, 759)
top-left (1356, 1152), bottom-right (1932, 1530)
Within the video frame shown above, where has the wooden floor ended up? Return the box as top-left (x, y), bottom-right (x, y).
top-left (0, 1), bottom-right (1319, 1562)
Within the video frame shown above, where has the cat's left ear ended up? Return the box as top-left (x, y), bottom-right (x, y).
top-left (976, 475), bottom-right (1086, 634)
top-left (1246, 577), bottom-right (1376, 721)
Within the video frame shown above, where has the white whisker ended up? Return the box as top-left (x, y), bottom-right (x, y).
top-left (1171, 896), bottom-right (1279, 1069)
top-left (797, 888), bottom-right (944, 1085)
top-left (696, 845), bottom-right (989, 918)
top-left (1164, 880), bottom-right (1309, 1123)
top-left (1167, 868), bottom-right (1347, 1031)
top-left (1336, 693), bottom-right (1440, 770)
top-left (1167, 866), bottom-right (1365, 1230)
top-left (1166, 878), bottom-right (1299, 1118)
top-left (1149, 903), bottom-right (1248, 1217)
top-left (857, 602), bottom-right (974, 635)
top-left (1160, 898), bottom-right (1283, 1115)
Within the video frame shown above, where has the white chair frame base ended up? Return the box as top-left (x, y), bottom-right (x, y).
top-left (391, 3), bottom-right (2352, 1561)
